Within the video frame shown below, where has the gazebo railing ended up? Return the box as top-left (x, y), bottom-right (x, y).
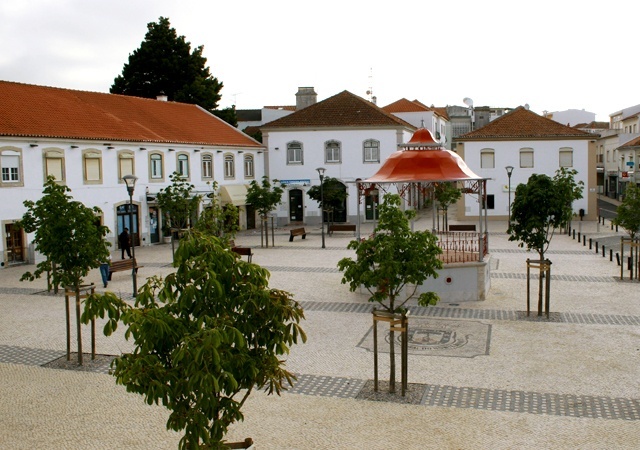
top-left (434, 231), bottom-right (488, 264)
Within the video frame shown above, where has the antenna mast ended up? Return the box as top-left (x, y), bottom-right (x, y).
top-left (366, 68), bottom-right (376, 104)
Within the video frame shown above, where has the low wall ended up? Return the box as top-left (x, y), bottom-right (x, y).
top-left (410, 256), bottom-right (491, 302)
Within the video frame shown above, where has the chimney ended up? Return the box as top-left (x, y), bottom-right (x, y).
top-left (156, 91), bottom-right (168, 102)
top-left (295, 87), bottom-right (317, 110)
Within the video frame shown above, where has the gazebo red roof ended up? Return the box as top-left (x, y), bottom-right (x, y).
top-left (365, 128), bottom-right (483, 183)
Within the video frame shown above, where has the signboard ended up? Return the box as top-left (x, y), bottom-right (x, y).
top-left (279, 179), bottom-right (310, 186)
top-left (626, 161), bottom-right (635, 167)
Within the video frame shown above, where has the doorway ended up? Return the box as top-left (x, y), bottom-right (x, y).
top-left (148, 206), bottom-right (160, 244)
top-left (246, 204), bottom-right (256, 229)
top-left (289, 189), bottom-right (303, 222)
top-left (4, 223), bottom-right (24, 264)
top-left (365, 191), bottom-right (379, 220)
top-left (116, 203), bottom-right (139, 247)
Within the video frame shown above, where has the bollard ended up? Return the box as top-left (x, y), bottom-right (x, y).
top-left (589, 238), bottom-right (592, 250)
top-left (602, 245), bottom-right (605, 257)
top-left (578, 232), bottom-right (581, 242)
top-left (583, 235), bottom-right (586, 246)
top-left (616, 253), bottom-right (620, 266)
top-left (610, 249), bottom-right (613, 261)
top-left (572, 229), bottom-right (576, 239)
top-left (595, 241), bottom-right (598, 253)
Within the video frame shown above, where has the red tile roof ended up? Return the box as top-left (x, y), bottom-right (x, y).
top-left (261, 91), bottom-right (415, 129)
top-left (456, 106), bottom-right (594, 141)
top-left (0, 80), bottom-right (262, 148)
top-left (619, 136), bottom-right (640, 148)
top-left (382, 98), bottom-right (430, 113)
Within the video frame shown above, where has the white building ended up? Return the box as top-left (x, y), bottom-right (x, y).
top-left (0, 81), bottom-right (264, 268)
top-left (261, 90), bottom-right (415, 225)
top-left (544, 109), bottom-right (596, 127)
top-left (381, 98), bottom-right (450, 148)
top-left (454, 106), bottom-right (597, 221)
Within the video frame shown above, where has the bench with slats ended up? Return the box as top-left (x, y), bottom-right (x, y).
top-left (289, 227), bottom-right (307, 242)
top-left (328, 224), bottom-right (356, 235)
top-left (108, 258), bottom-right (143, 281)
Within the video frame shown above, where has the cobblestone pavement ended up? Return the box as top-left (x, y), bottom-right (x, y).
top-left (1, 216), bottom-right (640, 449)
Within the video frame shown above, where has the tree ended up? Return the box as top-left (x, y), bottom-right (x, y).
top-left (245, 176), bottom-right (284, 248)
top-left (82, 231), bottom-right (306, 449)
top-left (111, 17), bottom-right (223, 112)
top-left (194, 181), bottom-right (239, 243)
top-left (553, 167), bottom-right (584, 230)
top-left (156, 172), bottom-right (202, 232)
top-left (509, 170), bottom-right (583, 260)
top-left (19, 176), bottom-right (110, 364)
top-left (434, 182), bottom-right (462, 231)
top-left (338, 194), bottom-right (442, 392)
top-left (613, 183), bottom-right (640, 239)
top-left (307, 177), bottom-right (348, 222)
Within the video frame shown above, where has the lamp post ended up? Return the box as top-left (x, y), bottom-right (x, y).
top-left (316, 167), bottom-right (326, 249)
top-left (505, 166), bottom-right (514, 230)
top-left (123, 174), bottom-right (138, 297)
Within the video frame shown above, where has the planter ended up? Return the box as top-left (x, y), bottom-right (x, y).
top-left (163, 236), bottom-right (172, 244)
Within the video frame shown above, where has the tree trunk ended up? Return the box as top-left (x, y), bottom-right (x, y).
top-left (75, 285), bottom-right (83, 365)
top-left (388, 295), bottom-right (395, 393)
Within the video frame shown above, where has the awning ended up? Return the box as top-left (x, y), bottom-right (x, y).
top-left (219, 184), bottom-right (249, 206)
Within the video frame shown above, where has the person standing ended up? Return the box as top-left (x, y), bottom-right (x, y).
top-left (119, 227), bottom-right (132, 259)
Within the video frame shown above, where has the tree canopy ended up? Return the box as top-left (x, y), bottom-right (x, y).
top-left (307, 177), bottom-right (348, 215)
top-left (111, 17), bottom-right (224, 112)
top-left (82, 231), bottom-right (306, 449)
top-left (245, 176), bottom-right (284, 218)
top-left (613, 183), bottom-right (640, 239)
top-left (19, 176), bottom-right (110, 289)
top-left (338, 194), bottom-right (442, 313)
top-left (156, 172), bottom-right (202, 231)
top-left (508, 169), bottom-right (583, 260)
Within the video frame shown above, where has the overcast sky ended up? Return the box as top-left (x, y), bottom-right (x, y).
top-left (1, 0), bottom-right (638, 121)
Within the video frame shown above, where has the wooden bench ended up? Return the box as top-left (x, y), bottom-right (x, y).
top-left (232, 246), bottom-right (253, 262)
top-left (328, 224), bottom-right (356, 235)
top-left (449, 224), bottom-right (476, 231)
top-left (108, 258), bottom-right (143, 281)
top-left (289, 227), bottom-right (307, 242)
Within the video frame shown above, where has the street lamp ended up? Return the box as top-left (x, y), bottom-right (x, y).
top-left (316, 167), bottom-right (326, 249)
top-left (123, 174), bottom-right (138, 297)
top-left (505, 166), bottom-right (514, 229)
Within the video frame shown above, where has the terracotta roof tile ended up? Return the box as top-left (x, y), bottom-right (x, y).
top-left (261, 91), bottom-right (415, 129)
top-left (619, 136), bottom-right (640, 148)
top-left (381, 98), bottom-right (430, 113)
top-left (0, 80), bottom-right (262, 148)
top-left (456, 106), bottom-right (594, 141)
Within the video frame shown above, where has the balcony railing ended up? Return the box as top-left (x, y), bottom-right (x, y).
top-left (434, 231), bottom-right (489, 264)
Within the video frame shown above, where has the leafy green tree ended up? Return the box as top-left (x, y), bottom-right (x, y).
top-left (111, 16), bottom-right (223, 112)
top-left (613, 183), bottom-right (640, 239)
top-left (157, 172), bottom-right (201, 232)
top-left (19, 176), bottom-right (110, 364)
top-left (553, 167), bottom-right (584, 230)
top-left (212, 107), bottom-right (238, 128)
top-left (509, 171), bottom-right (582, 260)
top-left (194, 181), bottom-right (239, 243)
top-left (338, 194), bottom-right (442, 392)
top-left (246, 176), bottom-right (284, 247)
top-left (307, 177), bottom-right (348, 221)
top-left (434, 182), bottom-right (462, 230)
top-left (82, 231), bottom-right (306, 449)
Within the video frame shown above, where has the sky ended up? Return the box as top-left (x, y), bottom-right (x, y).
top-left (1, 0), bottom-right (638, 122)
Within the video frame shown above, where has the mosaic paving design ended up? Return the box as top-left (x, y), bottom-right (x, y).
top-left (357, 318), bottom-right (491, 358)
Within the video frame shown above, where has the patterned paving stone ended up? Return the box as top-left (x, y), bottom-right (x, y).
top-left (287, 373), bottom-right (366, 399)
top-left (0, 345), bottom-right (64, 366)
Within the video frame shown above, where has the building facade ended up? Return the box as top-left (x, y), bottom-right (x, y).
top-left (0, 81), bottom-right (264, 268)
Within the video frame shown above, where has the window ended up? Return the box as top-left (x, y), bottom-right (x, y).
top-left (485, 194), bottom-right (495, 210)
top-left (519, 148), bottom-right (534, 168)
top-left (244, 154), bottom-right (254, 179)
top-left (325, 141), bottom-right (341, 163)
top-left (607, 150), bottom-right (610, 162)
top-left (149, 152), bottom-right (164, 181)
top-left (480, 149), bottom-right (495, 169)
top-left (201, 153), bottom-right (213, 179)
top-left (287, 142), bottom-right (303, 165)
top-left (224, 153), bottom-right (235, 178)
top-left (0, 148), bottom-right (23, 186)
top-left (177, 153), bottom-right (190, 179)
top-left (82, 150), bottom-right (102, 184)
top-left (44, 148), bottom-right (65, 182)
top-left (118, 150), bottom-right (134, 182)
top-left (559, 148), bottom-right (573, 168)
top-left (363, 140), bottom-right (380, 163)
